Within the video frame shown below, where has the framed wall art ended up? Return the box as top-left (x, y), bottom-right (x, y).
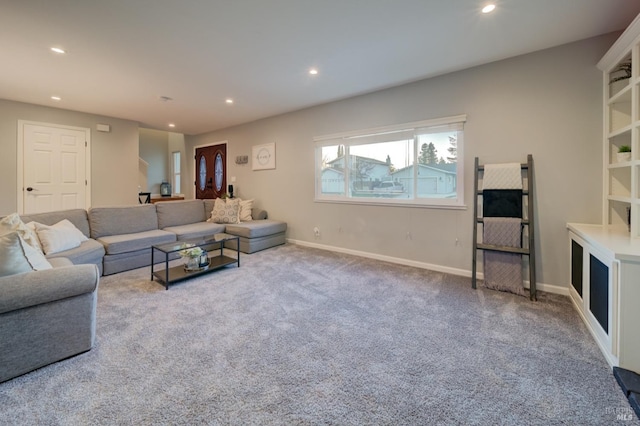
top-left (252, 142), bottom-right (276, 170)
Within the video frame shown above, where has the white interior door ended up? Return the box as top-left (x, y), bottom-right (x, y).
top-left (21, 122), bottom-right (89, 214)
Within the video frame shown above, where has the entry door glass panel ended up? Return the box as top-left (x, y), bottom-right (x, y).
top-left (215, 153), bottom-right (223, 191)
top-left (199, 156), bottom-right (207, 191)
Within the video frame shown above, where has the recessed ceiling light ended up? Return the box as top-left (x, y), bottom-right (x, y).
top-left (51, 96), bottom-right (61, 101)
top-left (50, 47), bottom-right (66, 54)
top-left (225, 99), bottom-right (234, 104)
top-left (309, 68), bottom-right (318, 75)
top-left (168, 123), bottom-right (176, 128)
top-left (482, 4), bottom-right (496, 13)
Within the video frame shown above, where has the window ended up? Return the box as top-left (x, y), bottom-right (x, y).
top-left (172, 151), bottom-right (181, 194)
top-left (315, 115), bottom-right (465, 208)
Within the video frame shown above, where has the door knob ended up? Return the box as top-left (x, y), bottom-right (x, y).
top-left (26, 187), bottom-right (34, 192)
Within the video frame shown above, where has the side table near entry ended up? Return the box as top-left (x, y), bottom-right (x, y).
top-left (151, 233), bottom-right (240, 289)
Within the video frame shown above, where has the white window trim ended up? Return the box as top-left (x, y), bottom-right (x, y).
top-left (314, 115), bottom-right (466, 209)
top-left (171, 151), bottom-right (181, 195)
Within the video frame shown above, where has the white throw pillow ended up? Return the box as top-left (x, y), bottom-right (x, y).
top-left (0, 213), bottom-right (43, 252)
top-left (209, 198), bottom-right (240, 224)
top-left (22, 234), bottom-right (53, 270)
top-left (0, 231), bottom-right (52, 277)
top-left (35, 219), bottom-right (88, 255)
top-left (238, 198), bottom-right (253, 222)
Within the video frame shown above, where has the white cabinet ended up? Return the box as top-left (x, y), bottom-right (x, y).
top-left (568, 225), bottom-right (640, 372)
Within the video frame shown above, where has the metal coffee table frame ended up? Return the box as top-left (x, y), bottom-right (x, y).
top-left (151, 233), bottom-right (240, 289)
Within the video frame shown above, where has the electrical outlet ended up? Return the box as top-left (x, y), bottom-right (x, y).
top-left (314, 227), bottom-right (320, 238)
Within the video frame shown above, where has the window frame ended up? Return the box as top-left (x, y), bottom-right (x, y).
top-left (314, 115), bottom-right (466, 209)
top-left (171, 151), bottom-right (181, 195)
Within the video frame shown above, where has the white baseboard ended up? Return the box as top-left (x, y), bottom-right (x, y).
top-left (287, 238), bottom-right (568, 296)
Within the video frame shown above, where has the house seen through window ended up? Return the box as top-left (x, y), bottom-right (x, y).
top-left (315, 115), bottom-right (465, 208)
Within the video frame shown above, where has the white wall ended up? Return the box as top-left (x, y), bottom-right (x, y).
top-left (0, 99), bottom-right (139, 214)
top-left (186, 34), bottom-right (618, 290)
top-left (139, 128), bottom-right (169, 194)
top-left (139, 129), bottom-right (187, 195)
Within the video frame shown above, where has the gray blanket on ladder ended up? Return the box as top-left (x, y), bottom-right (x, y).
top-left (483, 217), bottom-right (526, 296)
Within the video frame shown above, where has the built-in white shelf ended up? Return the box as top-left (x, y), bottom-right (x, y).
top-left (568, 13), bottom-right (640, 375)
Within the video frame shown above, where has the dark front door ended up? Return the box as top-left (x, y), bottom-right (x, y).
top-left (195, 144), bottom-right (226, 199)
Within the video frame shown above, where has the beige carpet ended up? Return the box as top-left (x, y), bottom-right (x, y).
top-left (0, 244), bottom-right (636, 425)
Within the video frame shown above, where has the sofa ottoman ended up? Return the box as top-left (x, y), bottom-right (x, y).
top-left (224, 219), bottom-right (287, 253)
top-left (202, 199), bottom-right (287, 253)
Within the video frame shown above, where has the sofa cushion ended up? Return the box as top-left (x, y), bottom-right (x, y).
top-left (34, 219), bottom-right (88, 255)
top-left (97, 229), bottom-right (175, 255)
top-left (20, 209), bottom-right (91, 238)
top-left (252, 208), bottom-right (268, 220)
top-left (224, 220), bottom-right (287, 239)
top-left (163, 222), bottom-right (226, 241)
top-left (203, 199), bottom-right (216, 217)
top-left (156, 200), bottom-right (207, 228)
top-left (102, 248), bottom-right (170, 276)
top-left (48, 257), bottom-right (74, 268)
top-left (0, 232), bottom-right (52, 277)
top-left (45, 239), bottom-right (105, 265)
top-left (89, 205), bottom-right (158, 238)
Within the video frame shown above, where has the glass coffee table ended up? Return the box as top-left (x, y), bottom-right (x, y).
top-left (151, 233), bottom-right (240, 289)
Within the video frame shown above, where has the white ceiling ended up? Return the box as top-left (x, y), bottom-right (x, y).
top-left (1, 0), bottom-right (639, 136)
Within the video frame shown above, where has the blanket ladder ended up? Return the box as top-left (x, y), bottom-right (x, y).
top-left (471, 154), bottom-right (536, 300)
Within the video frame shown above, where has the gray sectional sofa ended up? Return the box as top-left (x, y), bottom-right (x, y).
top-left (24, 199), bottom-right (286, 275)
top-left (0, 199), bottom-right (285, 383)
